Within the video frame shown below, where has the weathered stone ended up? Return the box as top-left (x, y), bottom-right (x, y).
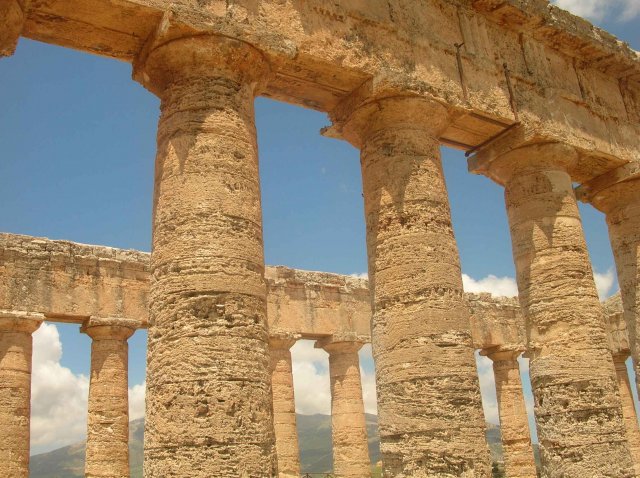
top-left (136, 34), bottom-right (277, 477)
top-left (0, 310), bottom-right (43, 478)
top-left (317, 339), bottom-right (370, 478)
top-left (82, 317), bottom-right (139, 478)
top-left (613, 353), bottom-right (640, 476)
top-left (0, 0), bottom-right (27, 57)
top-left (485, 349), bottom-right (537, 478)
top-left (269, 335), bottom-right (301, 478)
top-left (334, 96), bottom-right (490, 477)
top-left (473, 141), bottom-right (635, 477)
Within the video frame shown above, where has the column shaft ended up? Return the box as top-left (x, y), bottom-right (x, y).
top-left (0, 312), bottom-right (43, 478)
top-left (0, 0), bottom-right (26, 57)
top-left (138, 35), bottom-right (276, 476)
top-left (613, 354), bottom-right (640, 476)
top-left (323, 342), bottom-right (370, 478)
top-left (349, 98), bottom-right (489, 477)
top-left (497, 143), bottom-right (634, 476)
top-left (488, 351), bottom-right (537, 478)
top-left (84, 318), bottom-right (137, 478)
top-left (270, 337), bottom-right (301, 478)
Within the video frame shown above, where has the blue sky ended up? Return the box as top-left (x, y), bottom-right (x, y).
top-left (0, 2), bottom-right (638, 455)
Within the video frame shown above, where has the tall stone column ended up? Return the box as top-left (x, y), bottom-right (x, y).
top-left (0, 0), bottom-right (27, 57)
top-left (0, 310), bottom-right (43, 478)
top-left (269, 335), bottom-right (301, 478)
top-left (613, 353), bottom-right (640, 475)
top-left (590, 179), bottom-right (640, 402)
top-left (333, 96), bottom-right (490, 477)
top-left (486, 349), bottom-right (537, 478)
top-left (135, 34), bottom-right (277, 477)
top-left (473, 142), bottom-right (634, 477)
top-left (82, 317), bottom-right (139, 478)
top-left (317, 339), bottom-right (370, 478)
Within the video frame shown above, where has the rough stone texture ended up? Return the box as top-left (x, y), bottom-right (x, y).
top-left (82, 317), bottom-right (138, 478)
top-left (269, 335), bottom-right (301, 478)
top-left (15, 0), bottom-right (640, 172)
top-left (318, 340), bottom-right (371, 478)
top-left (477, 142), bottom-right (635, 477)
top-left (613, 353), bottom-right (640, 476)
top-left (486, 349), bottom-right (537, 478)
top-left (336, 96), bottom-right (490, 477)
top-left (588, 179), bottom-right (640, 406)
top-left (135, 34), bottom-right (277, 477)
top-left (0, 310), bottom-right (43, 478)
top-left (0, 0), bottom-right (26, 57)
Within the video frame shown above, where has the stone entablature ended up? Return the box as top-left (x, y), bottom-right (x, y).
top-left (0, 233), bottom-right (629, 355)
top-left (14, 0), bottom-right (640, 171)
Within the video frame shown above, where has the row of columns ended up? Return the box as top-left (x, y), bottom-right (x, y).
top-left (3, 23), bottom-right (640, 477)
top-left (0, 311), bottom-right (138, 478)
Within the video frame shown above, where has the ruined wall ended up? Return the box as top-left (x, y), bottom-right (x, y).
top-left (18, 0), bottom-right (640, 178)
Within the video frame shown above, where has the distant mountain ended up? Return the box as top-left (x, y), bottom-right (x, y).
top-left (30, 415), bottom-right (510, 477)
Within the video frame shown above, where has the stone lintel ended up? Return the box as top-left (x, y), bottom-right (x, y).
top-left (0, 309), bottom-right (44, 333)
top-left (315, 333), bottom-right (369, 353)
top-left (482, 345), bottom-right (525, 362)
top-left (269, 332), bottom-right (301, 350)
top-left (575, 161), bottom-right (640, 204)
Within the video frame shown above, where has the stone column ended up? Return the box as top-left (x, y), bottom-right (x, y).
top-left (486, 349), bottom-right (537, 478)
top-left (135, 34), bottom-right (276, 477)
top-left (590, 179), bottom-right (640, 402)
top-left (82, 317), bottom-right (139, 478)
top-left (0, 310), bottom-right (43, 478)
top-left (0, 0), bottom-right (28, 57)
top-left (475, 142), bottom-right (634, 477)
top-left (613, 353), bottom-right (640, 475)
top-left (269, 335), bottom-right (301, 478)
top-left (317, 339), bottom-right (370, 478)
top-left (333, 96), bottom-right (490, 477)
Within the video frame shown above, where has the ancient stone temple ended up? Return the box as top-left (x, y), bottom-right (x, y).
top-left (1, 1), bottom-right (639, 477)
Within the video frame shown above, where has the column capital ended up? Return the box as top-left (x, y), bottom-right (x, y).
top-left (323, 81), bottom-right (451, 148)
top-left (269, 332), bottom-right (300, 351)
top-left (133, 27), bottom-right (271, 97)
top-left (483, 346), bottom-right (524, 363)
top-left (469, 139), bottom-right (579, 185)
top-left (0, 0), bottom-right (29, 57)
top-left (315, 334), bottom-right (367, 355)
top-left (81, 316), bottom-right (140, 341)
top-left (0, 309), bottom-right (44, 334)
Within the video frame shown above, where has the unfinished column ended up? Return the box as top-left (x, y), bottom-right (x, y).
top-left (332, 96), bottom-right (490, 477)
top-left (318, 338), bottom-right (370, 478)
top-left (82, 317), bottom-right (139, 478)
top-left (590, 179), bottom-right (640, 402)
top-left (472, 142), bottom-right (634, 477)
top-left (0, 0), bottom-right (27, 57)
top-left (134, 34), bottom-right (276, 477)
top-left (0, 310), bottom-right (43, 478)
top-left (613, 353), bottom-right (640, 475)
top-left (270, 335), bottom-right (301, 478)
top-left (486, 349), bottom-right (537, 478)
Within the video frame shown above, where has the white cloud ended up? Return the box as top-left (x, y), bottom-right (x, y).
top-left (350, 272), bottom-right (368, 279)
top-left (552, 0), bottom-right (640, 22)
top-left (594, 268), bottom-right (617, 300)
top-left (462, 273), bottom-right (518, 298)
top-left (30, 323), bottom-right (146, 454)
top-left (31, 323), bottom-right (89, 454)
top-left (475, 353), bottom-right (499, 425)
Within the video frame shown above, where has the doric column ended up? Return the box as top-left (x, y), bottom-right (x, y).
top-left (82, 317), bottom-right (139, 478)
top-left (485, 349), bottom-right (537, 478)
top-left (317, 338), bottom-right (370, 478)
top-left (613, 353), bottom-right (640, 475)
top-left (269, 335), bottom-right (301, 478)
top-left (0, 0), bottom-right (28, 57)
top-left (134, 34), bottom-right (276, 477)
top-left (0, 310), bottom-right (43, 478)
top-left (331, 96), bottom-right (490, 477)
top-left (588, 177), bottom-right (640, 402)
top-left (471, 141), bottom-right (634, 477)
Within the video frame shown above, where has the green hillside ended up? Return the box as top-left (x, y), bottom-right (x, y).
top-left (30, 415), bottom-right (510, 477)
